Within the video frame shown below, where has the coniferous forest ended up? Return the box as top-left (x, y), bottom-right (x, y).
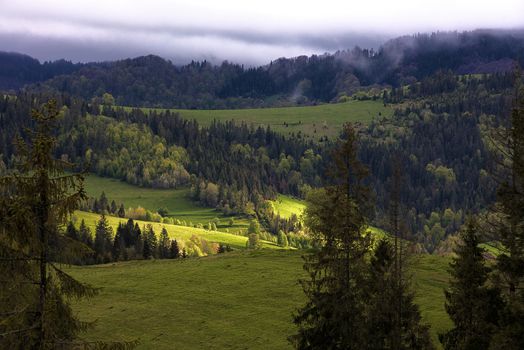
top-left (1, 9), bottom-right (524, 349)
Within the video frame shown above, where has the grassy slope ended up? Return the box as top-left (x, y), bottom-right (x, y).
top-left (270, 194), bottom-right (306, 219)
top-left (135, 100), bottom-right (391, 138)
top-left (73, 211), bottom-right (278, 250)
top-left (83, 174), bottom-right (250, 229)
top-left (68, 251), bottom-right (451, 350)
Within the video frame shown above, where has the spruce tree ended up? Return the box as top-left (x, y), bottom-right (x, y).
top-left (118, 204), bottom-right (126, 218)
top-left (112, 224), bottom-right (125, 261)
top-left (145, 225), bottom-right (158, 258)
top-left (376, 159), bottom-right (433, 350)
top-left (169, 239), bottom-right (180, 259)
top-left (0, 99), bottom-right (136, 349)
top-left (366, 239), bottom-right (434, 350)
top-left (159, 227), bottom-right (170, 259)
top-left (488, 70), bottom-right (524, 350)
top-left (440, 217), bottom-right (502, 350)
top-left (65, 221), bottom-right (79, 241)
top-left (290, 124), bottom-right (372, 349)
top-left (94, 214), bottom-right (113, 263)
top-left (78, 219), bottom-right (93, 249)
top-left (99, 192), bottom-right (109, 213)
top-left (143, 239), bottom-right (152, 260)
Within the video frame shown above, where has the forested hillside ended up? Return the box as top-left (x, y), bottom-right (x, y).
top-left (0, 69), bottom-right (516, 252)
top-left (2, 30), bottom-right (523, 108)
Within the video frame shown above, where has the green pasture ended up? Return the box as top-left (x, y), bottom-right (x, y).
top-left (67, 250), bottom-right (451, 349)
top-left (82, 174), bottom-right (250, 229)
top-left (133, 100), bottom-right (392, 138)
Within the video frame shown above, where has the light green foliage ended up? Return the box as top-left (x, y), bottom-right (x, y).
top-left (134, 100), bottom-right (392, 138)
top-left (247, 233), bottom-right (261, 249)
top-left (277, 230), bottom-right (289, 247)
top-left (425, 163), bottom-right (456, 183)
top-left (102, 92), bottom-right (115, 106)
top-left (61, 115), bottom-right (190, 187)
top-left (66, 251), bottom-right (452, 349)
top-left (247, 219), bottom-right (261, 235)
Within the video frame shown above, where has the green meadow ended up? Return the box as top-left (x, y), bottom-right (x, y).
top-left (83, 174), bottom-right (250, 229)
top-left (67, 250), bottom-right (451, 350)
top-left (83, 174), bottom-right (312, 231)
top-left (83, 174), bottom-right (214, 220)
top-left (134, 100), bottom-right (392, 138)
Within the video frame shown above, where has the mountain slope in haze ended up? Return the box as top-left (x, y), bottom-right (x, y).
top-left (0, 51), bottom-right (82, 90)
top-left (1, 29), bottom-right (523, 108)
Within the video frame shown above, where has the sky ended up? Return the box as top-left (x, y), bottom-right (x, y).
top-left (0, 0), bottom-right (523, 65)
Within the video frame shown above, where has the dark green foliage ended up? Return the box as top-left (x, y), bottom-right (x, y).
top-left (145, 225), bottom-right (158, 259)
top-left (143, 239), bottom-right (152, 260)
top-left (118, 203), bottom-right (126, 218)
top-left (488, 72), bottom-right (524, 350)
top-left (366, 239), bottom-right (434, 350)
top-left (94, 214), bottom-right (113, 263)
top-left (112, 224), bottom-right (126, 261)
top-left (157, 207), bottom-right (168, 217)
top-left (169, 240), bottom-right (180, 259)
top-left (291, 125), bottom-right (372, 349)
top-left (217, 243), bottom-right (232, 254)
top-left (66, 221), bottom-right (79, 241)
top-left (78, 219), bottom-right (93, 249)
top-left (0, 99), bottom-right (136, 349)
top-left (439, 217), bottom-right (502, 350)
top-left (159, 228), bottom-right (170, 259)
top-left (4, 31), bottom-right (520, 107)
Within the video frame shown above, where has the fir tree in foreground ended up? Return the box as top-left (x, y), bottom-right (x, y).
top-left (487, 71), bottom-right (524, 350)
top-left (367, 239), bottom-right (434, 350)
top-left (290, 124), bottom-right (374, 349)
top-left (439, 217), bottom-right (502, 350)
top-left (0, 99), bottom-right (137, 349)
top-left (291, 126), bottom-right (433, 349)
top-left (366, 160), bottom-right (433, 350)
top-left (365, 159), bottom-right (433, 350)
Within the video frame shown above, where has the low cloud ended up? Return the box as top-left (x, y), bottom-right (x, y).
top-left (0, 0), bottom-right (523, 64)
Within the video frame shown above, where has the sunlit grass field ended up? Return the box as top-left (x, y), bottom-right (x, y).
top-left (73, 211), bottom-right (278, 250)
top-left (68, 250), bottom-right (451, 349)
top-left (270, 194), bottom-right (306, 219)
top-left (83, 174), bottom-right (251, 229)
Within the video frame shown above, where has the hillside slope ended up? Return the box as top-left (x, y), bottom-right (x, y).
top-left (67, 250), bottom-right (451, 349)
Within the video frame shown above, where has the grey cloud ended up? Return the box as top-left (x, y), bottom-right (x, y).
top-left (1, 0), bottom-right (523, 65)
top-left (0, 26), bottom-right (390, 65)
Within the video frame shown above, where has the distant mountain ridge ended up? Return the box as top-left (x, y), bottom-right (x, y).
top-left (1, 29), bottom-right (523, 108)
